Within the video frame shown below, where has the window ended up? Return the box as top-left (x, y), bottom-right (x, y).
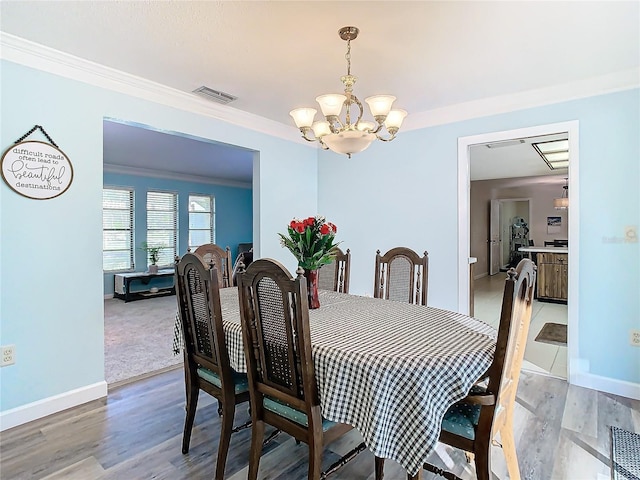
top-left (147, 191), bottom-right (177, 266)
top-left (188, 194), bottom-right (215, 250)
top-left (103, 187), bottom-right (134, 271)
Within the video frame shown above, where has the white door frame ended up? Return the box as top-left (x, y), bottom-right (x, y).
top-left (457, 121), bottom-right (580, 384)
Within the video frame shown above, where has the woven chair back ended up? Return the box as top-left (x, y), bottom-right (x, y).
top-left (317, 248), bottom-right (351, 293)
top-left (374, 247), bottom-right (429, 305)
top-left (238, 258), bottom-right (317, 411)
top-left (192, 243), bottom-right (232, 288)
top-left (175, 253), bottom-right (231, 386)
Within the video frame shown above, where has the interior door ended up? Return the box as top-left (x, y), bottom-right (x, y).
top-left (489, 199), bottom-right (501, 275)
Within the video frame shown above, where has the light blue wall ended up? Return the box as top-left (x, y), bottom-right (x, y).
top-left (318, 88), bottom-right (640, 385)
top-left (0, 60), bottom-right (317, 412)
top-left (1, 56), bottom-right (637, 417)
top-left (102, 172), bottom-right (252, 295)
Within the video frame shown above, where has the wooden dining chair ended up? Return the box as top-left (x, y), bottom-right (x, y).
top-left (175, 253), bottom-right (251, 480)
top-left (374, 258), bottom-right (537, 480)
top-left (237, 258), bottom-right (366, 480)
top-left (317, 247), bottom-right (351, 293)
top-left (190, 243), bottom-right (232, 288)
top-left (374, 247), bottom-right (429, 305)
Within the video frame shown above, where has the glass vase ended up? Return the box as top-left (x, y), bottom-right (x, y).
top-left (304, 269), bottom-right (320, 309)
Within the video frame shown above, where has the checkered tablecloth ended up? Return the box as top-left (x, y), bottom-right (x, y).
top-left (175, 288), bottom-right (496, 476)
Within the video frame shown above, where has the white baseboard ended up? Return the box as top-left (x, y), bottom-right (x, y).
top-left (0, 381), bottom-right (108, 431)
top-left (474, 272), bottom-right (488, 280)
top-left (572, 371), bottom-right (640, 400)
top-left (104, 293), bottom-right (114, 299)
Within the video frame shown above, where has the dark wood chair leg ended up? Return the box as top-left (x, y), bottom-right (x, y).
top-left (181, 383), bottom-right (199, 454)
top-left (308, 437), bottom-right (323, 480)
top-left (473, 440), bottom-right (491, 480)
top-left (375, 456), bottom-right (385, 480)
top-left (215, 400), bottom-right (235, 480)
top-left (247, 419), bottom-right (265, 480)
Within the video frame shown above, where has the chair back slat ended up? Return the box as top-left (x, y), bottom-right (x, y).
top-left (374, 247), bottom-right (429, 305)
top-left (317, 247), bottom-right (351, 293)
top-left (238, 259), bottom-right (318, 408)
top-left (176, 253), bottom-right (230, 385)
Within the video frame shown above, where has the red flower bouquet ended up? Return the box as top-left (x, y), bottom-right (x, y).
top-left (278, 216), bottom-right (340, 270)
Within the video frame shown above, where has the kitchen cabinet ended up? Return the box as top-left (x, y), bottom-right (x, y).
top-left (536, 252), bottom-right (568, 303)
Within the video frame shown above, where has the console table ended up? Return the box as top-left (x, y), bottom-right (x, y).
top-left (114, 269), bottom-right (175, 302)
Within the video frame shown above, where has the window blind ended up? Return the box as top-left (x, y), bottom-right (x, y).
top-left (103, 188), bottom-right (134, 271)
top-left (146, 191), bottom-right (177, 266)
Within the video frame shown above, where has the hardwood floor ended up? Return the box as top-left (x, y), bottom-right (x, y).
top-left (1, 368), bottom-right (638, 479)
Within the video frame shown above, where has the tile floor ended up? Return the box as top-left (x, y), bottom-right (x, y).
top-left (473, 272), bottom-right (568, 379)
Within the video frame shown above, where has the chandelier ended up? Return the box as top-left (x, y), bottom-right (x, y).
top-left (554, 178), bottom-right (569, 210)
top-left (289, 26), bottom-right (407, 158)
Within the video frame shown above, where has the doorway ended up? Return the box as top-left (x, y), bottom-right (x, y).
top-left (489, 198), bottom-right (532, 275)
top-left (458, 121), bottom-right (579, 382)
top-left (102, 118), bottom-right (255, 385)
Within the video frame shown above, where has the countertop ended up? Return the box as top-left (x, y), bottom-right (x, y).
top-left (518, 246), bottom-right (569, 254)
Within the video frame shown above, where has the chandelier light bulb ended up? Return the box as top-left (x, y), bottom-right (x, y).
top-left (365, 95), bottom-right (396, 119)
top-left (316, 94), bottom-right (347, 117)
top-left (384, 109), bottom-right (408, 130)
top-left (290, 108), bottom-right (317, 128)
top-left (312, 121), bottom-right (331, 138)
top-left (357, 121), bottom-right (375, 132)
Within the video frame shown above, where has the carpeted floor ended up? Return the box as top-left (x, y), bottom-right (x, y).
top-left (104, 294), bottom-right (182, 385)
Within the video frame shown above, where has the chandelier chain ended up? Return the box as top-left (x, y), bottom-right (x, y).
top-left (345, 39), bottom-right (351, 76)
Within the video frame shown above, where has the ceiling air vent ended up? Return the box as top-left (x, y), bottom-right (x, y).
top-left (192, 86), bottom-right (237, 105)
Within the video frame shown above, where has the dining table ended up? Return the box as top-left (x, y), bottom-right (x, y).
top-left (176, 288), bottom-right (497, 477)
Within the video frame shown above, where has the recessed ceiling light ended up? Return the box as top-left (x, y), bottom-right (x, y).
top-left (532, 139), bottom-right (569, 170)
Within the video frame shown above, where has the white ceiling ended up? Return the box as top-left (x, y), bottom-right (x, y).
top-left (103, 120), bottom-right (255, 187)
top-left (2, 1), bottom-right (638, 182)
top-left (470, 132), bottom-right (568, 183)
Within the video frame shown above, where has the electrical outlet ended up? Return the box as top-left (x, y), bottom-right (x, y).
top-left (1, 345), bottom-right (15, 366)
top-left (630, 330), bottom-right (640, 347)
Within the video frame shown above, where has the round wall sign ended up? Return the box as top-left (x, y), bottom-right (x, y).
top-left (1, 140), bottom-right (73, 200)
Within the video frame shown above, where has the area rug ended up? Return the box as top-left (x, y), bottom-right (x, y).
top-left (611, 426), bottom-right (640, 480)
top-left (534, 322), bottom-right (567, 346)
top-left (104, 295), bottom-right (182, 385)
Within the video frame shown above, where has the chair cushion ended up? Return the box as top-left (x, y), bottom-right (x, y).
top-left (197, 367), bottom-right (249, 394)
top-left (263, 397), bottom-right (337, 432)
top-left (440, 385), bottom-right (484, 440)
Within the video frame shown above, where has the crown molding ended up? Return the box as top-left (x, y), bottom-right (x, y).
top-left (2, 32), bottom-right (638, 135)
top-left (0, 32), bottom-right (307, 147)
top-left (104, 163), bottom-right (252, 189)
top-left (404, 67), bottom-right (640, 131)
